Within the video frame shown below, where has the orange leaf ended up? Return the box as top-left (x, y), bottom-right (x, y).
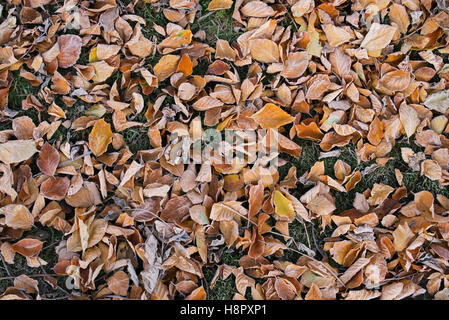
top-left (250, 103), bottom-right (294, 129)
top-left (12, 238), bottom-right (43, 257)
top-left (89, 119), bottom-right (113, 157)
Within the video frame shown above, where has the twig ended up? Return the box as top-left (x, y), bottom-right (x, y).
top-left (42, 241), bottom-right (58, 251)
top-left (379, 273), bottom-right (419, 285)
top-left (286, 10), bottom-right (300, 32)
top-left (299, 218), bottom-right (312, 249)
top-left (399, 25), bottom-right (424, 41)
top-left (0, 254), bottom-right (12, 278)
top-left (58, 151), bottom-right (93, 167)
top-left (197, 11), bottom-right (215, 22)
top-left (311, 225), bottom-right (326, 257)
top-left (99, 295), bottom-right (134, 300)
top-left (285, 246), bottom-right (347, 289)
top-left (40, 295), bottom-right (72, 300)
top-left (38, 259), bottom-right (71, 296)
top-left (0, 274), bottom-right (66, 281)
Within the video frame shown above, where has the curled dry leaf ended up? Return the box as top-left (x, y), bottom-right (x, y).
top-left (240, 1), bottom-right (275, 17)
top-left (11, 239), bottom-right (43, 258)
top-left (0, 204), bottom-right (34, 230)
top-left (159, 29), bottom-right (192, 50)
top-left (1, 0), bottom-right (448, 301)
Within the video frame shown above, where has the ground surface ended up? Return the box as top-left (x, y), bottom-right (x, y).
top-left (1, 0), bottom-right (449, 300)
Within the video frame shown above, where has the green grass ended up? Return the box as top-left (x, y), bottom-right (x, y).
top-left (3, 0), bottom-right (448, 301)
top-left (123, 126), bottom-right (151, 153)
top-left (1, 69), bottom-right (69, 297)
top-left (6, 71), bottom-right (40, 122)
top-left (203, 249), bottom-right (245, 299)
top-left (8, 71), bottom-right (39, 110)
top-left (193, 4), bottom-right (237, 44)
top-left (203, 267), bottom-right (236, 300)
top-left (0, 226), bottom-right (67, 299)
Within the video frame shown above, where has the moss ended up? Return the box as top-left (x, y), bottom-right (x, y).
top-left (202, 248), bottom-right (245, 299)
top-left (220, 248), bottom-right (245, 266)
top-left (283, 219), bottom-right (310, 262)
top-left (122, 126), bottom-right (151, 153)
top-left (77, 47), bottom-right (90, 65)
top-left (8, 71), bottom-right (40, 111)
top-left (138, 3), bottom-right (170, 40)
top-left (192, 0), bottom-right (237, 44)
top-left (282, 141), bottom-right (321, 177)
top-left (203, 267), bottom-right (236, 300)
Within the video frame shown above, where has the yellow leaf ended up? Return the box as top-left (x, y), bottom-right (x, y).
top-left (306, 31), bottom-right (322, 57)
top-left (208, 0), bottom-right (233, 11)
top-left (154, 55), bottom-right (180, 81)
top-left (273, 190), bottom-right (295, 222)
top-left (89, 47), bottom-right (98, 63)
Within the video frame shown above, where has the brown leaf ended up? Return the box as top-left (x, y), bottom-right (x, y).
top-left (57, 35), bottom-right (82, 68)
top-left (275, 278), bottom-right (297, 300)
top-left (379, 70), bottom-right (411, 92)
top-left (41, 176), bottom-right (70, 200)
top-left (360, 23), bottom-right (397, 51)
top-left (11, 238), bottom-right (43, 257)
top-left (37, 142), bottom-right (60, 176)
top-left (281, 51), bottom-right (309, 79)
top-left (0, 140), bottom-right (37, 164)
top-left (248, 227), bottom-right (265, 259)
top-left (0, 204), bottom-right (34, 230)
top-left (89, 119), bottom-right (113, 157)
top-left (107, 271), bottom-right (129, 296)
top-left (12, 116), bottom-right (35, 140)
top-left (161, 195), bottom-right (192, 222)
top-left (249, 181), bottom-right (264, 218)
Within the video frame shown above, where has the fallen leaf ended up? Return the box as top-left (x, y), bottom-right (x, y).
top-left (0, 140), bottom-right (37, 164)
top-left (89, 119), bottom-right (113, 157)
